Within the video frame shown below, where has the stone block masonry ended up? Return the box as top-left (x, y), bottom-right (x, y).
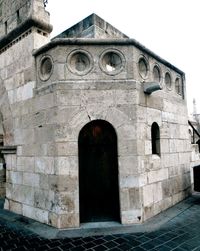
top-left (0, 2), bottom-right (195, 229)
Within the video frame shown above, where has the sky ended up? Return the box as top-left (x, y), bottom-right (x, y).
top-left (46, 0), bottom-right (200, 114)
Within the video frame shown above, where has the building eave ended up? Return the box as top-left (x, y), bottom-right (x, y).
top-left (33, 37), bottom-right (185, 76)
top-left (0, 16), bottom-right (53, 51)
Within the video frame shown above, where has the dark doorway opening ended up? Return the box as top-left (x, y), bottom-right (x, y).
top-left (79, 120), bottom-right (120, 223)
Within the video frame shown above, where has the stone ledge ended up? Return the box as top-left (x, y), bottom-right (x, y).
top-left (34, 80), bottom-right (139, 95)
top-left (0, 17), bottom-right (53, 51)
top-left (33, 38), bottom-right (184, 76)
top-left (0, 146), bottom-right (17, 154)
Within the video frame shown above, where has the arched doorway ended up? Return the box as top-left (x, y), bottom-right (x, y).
top-left (79, 120), bottom-right (120, 223)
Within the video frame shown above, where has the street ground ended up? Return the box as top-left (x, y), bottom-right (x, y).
top-left (1, 194), bottom-right (200, 250)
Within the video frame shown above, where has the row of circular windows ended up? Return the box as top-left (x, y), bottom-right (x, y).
top-left (139, 57), bottom-right (183, 96)
top-left (39, 49), bottom-right (183, 96)
top-left (39, 49), bottom-right (125, 80)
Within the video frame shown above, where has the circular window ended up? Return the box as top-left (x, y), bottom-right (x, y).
top-left (100, 49), bottom-right (125, 75)
top-left (165, 72), bottom-right (172, 90)
top-left (39, 56), bottom-right (53, 81)
top-left (138, 57), bottom-right (148, 79)
top-left (175, 77), bottom-right (182, 95)
top-left (153, 65), bottom-right (161, 83)
top-left (67, 50), bottom-right (93, 75)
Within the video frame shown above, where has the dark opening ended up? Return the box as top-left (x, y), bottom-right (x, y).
top-left (78, 120), bottom-right (120, 223)
top-left (5, 21), bottom-right (7, 35)
top-left (0, 133), bottom-right (5, 199)
top-left (194, 165), bottom-right (200, 192)
top-left (17, 10), bottom-right (21, 25)
top-left (196, 139), bottom-right (200, 153)
top-left (151, 122), bottom-right (160, 155)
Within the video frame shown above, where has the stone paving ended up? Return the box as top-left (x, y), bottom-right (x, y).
top-left (1, 194), bottom-right (200, 250)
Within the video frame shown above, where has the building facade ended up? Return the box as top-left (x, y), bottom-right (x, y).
top-left (0, 0), bottom-right (193, 228)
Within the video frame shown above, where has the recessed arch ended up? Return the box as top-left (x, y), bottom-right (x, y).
top-left (138, 56), bottom-right (149, 79)
top-left (153, 64), bottom-right (161, 83)
top-left (165, 72), bottom-right (172, 90)
top-left (175, 77), bottom-right (183, 97)
top-left (78, 119), bottom-right (120, 223)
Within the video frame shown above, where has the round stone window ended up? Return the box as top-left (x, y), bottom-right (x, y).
top-left (153, 65), bottom-right (161, 83)
top-left (138, 57), bottom-right (149, 79)
top-left (165, 72), bottom-right (172, 90)
top-left (67, 50), bottom-right (93, 75)
top-left (100, 49), bottom-right (125, 75)
top-left (39, 56), bottom-right (53, 81)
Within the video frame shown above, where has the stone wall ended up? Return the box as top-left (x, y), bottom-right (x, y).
top-left (141, 97), bottom-right (191, 221)
top-left (32, 40), bottom-right (191, 227)
top-left (0, 20), bottom-right (50, 218)
top-left (0, 7), bottom-right (194, 228)
top-left (0, 0), bottom-right (50, 37)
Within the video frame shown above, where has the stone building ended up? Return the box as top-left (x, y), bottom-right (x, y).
top-left (0, 0), bottom-right (193, 228)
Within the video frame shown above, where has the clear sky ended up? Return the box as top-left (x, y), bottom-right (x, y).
top-left (46, 0), bottom-right (200, 114)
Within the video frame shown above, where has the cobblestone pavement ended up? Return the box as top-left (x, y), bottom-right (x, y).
top-left (1, 194), bottom-right (200, 250)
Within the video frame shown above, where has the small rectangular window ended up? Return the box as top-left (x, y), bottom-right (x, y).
top-left (151, 122), bottom-right (161, 156)
top-left (17, 10), bottom-right (20, 24)
top-left (5, 21), bottom-right (7, 35)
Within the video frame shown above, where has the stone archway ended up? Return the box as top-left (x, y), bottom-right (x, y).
top-left (78, 120), bottom-right (120, 223)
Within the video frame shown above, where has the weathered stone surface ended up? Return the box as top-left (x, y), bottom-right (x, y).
top-left (143, 184), bottom-right (154, 206)
top-left (161, 153), bottom-right (179, 168)
top-left (146, 95), bottom-right (164, 110)
top-left (35, 157), bottom-right (54, 175)
top-left (118, 140), bottom-right (137, 156)
top-left (106, 107), bottom-right (134, 129)
top-left (53, 192), bottom-right (78, 214)
top-left (120, 189), bottom-right (130, 211)
top-left (147, 155), bottom-right (162, 171)
top-left (147, 108), bottom-right (162, 126)
top-left (7, 171), bottom-right (23, 185)
top-left (59, 213), bottom-right (79, 228)
top-left (48, 175), bottom-right (78, 193)
top-left (129, 187), bottom-right (142, 209)
top-left (148, 168), bottom-right (168, 184)
top-left (54, 156), bottom-right (78, 176)
top-left (34, 189), bottom-right (54, 211)
top-left (7, 183), bottom-right (35, 205)
top-left (23, 172), bottom-right (40, 187)
top-left (55, 142), bottom-right (78, 156)
top-left (119, 156), bottom-right (138, 175)
top-left (9, 200), bottom-right (22, 214)
top-left (17, 157), bottom-right (34, 172)
top-left (120, 174), bottom-right (147, 188)
top-left (0, 2), bottom-right (195, 229)
top-left (121, 209), bottom-right (142, 224)
top-left (145, 140), bottom-right (152, 155)
top-left (117, 124), bottom-right (136, 141)
top-left (22, 204), bottom-right (49, 224)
